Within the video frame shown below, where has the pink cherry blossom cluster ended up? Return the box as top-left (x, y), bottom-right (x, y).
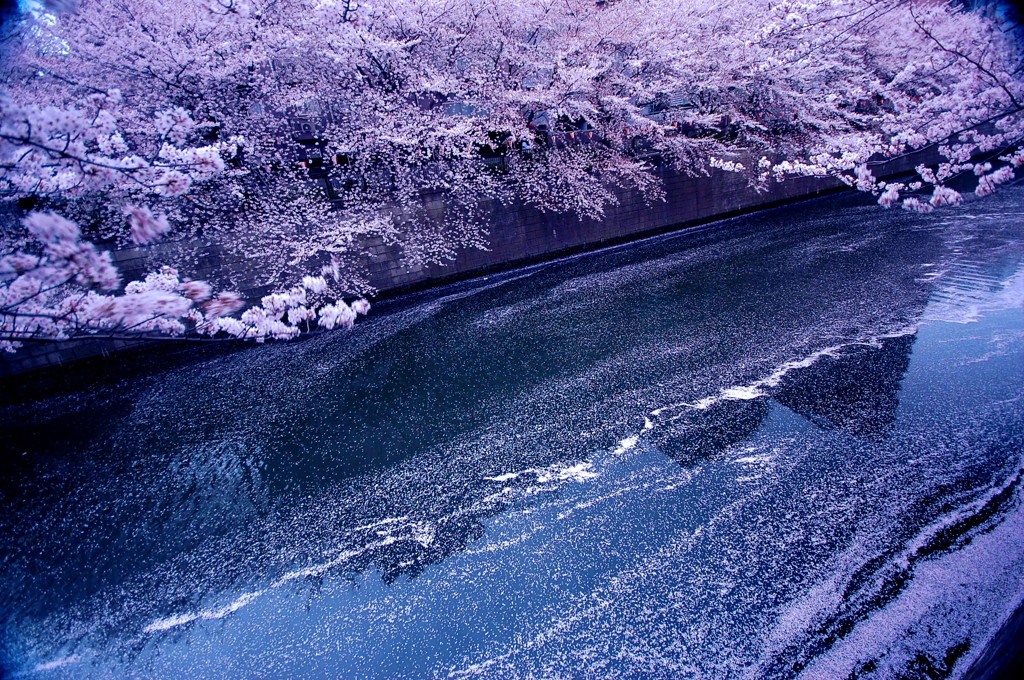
top-left (0, 92), bottom-right (234, 200)
top-left (929, 186), bottom-right (963, 208)
top-left (0, 210), bottom-right (232, 350)
top-left (2, 0), bottom-right (1023, 352)
top-left (1, 211), bottom-right (371, 351)
top-left (976, 166), bottom-right (1015, 198)
top-left (877, 184), bottom-right (901, 209)
top-left (195, 274), bottom-right (370, 341)
top-left (901, 197), bottom-right (934, 214)
top-left (125, 207), bottom-right (171, 245)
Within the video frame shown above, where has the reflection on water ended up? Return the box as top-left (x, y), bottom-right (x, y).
top-left (652, 399), bottom-right (771, 467)
top-left (775, 334), bottom-right (917, 442)
top-left (1, 187), bottom-right (1023, 679)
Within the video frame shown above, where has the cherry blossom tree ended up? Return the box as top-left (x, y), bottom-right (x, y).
top-left (1, 0), bottom-right (1022, 351)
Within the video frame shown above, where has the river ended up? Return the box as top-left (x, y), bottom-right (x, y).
top-left (1, 186), bottom-right (1023, 679)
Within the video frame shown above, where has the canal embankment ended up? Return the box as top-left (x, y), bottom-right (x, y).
top-left (0, 145), bottom-right (943, 377)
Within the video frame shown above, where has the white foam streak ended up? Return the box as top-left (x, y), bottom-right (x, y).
top-left (612, 436), bottom-right (638, 455)
top-left (671, 344), bottom-right (846, 414)
top-left (485, 461), bottom-right (600, 485)
top-left (143, 613), bottom-right (200, 633)
top-left (32, 655), bottom-right (83, 672)
top-left (652, 330), bottom-right (919, 419)
top-left (140, 458), bottom-right (605, 637)
top-left (720, 385), bottom-right (765, 400)
top-left (353, 517), bottom-right (408, 532)
top-left (143, 531), bottom-right (432, 635)
top-left (537, 462), bottom-right (599, 483)
top-left (483, 472), bottom-right (520, 482)
top-left (143, 589), bottom-right (275, 633)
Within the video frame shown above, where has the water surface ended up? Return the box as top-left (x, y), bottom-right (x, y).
top-left (2, 187), bottom-right (1023, 679)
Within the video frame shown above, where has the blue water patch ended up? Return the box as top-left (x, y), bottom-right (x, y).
top-left (1, 187), bottom-right (1023, 679)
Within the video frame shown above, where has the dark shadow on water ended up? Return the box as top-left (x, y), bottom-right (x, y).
top-left (774, 334), bottom-right (918, 442)
top-left (646, 334), bottom-right (918, 470)
top-left (651, 399), bottom-right (770, 467)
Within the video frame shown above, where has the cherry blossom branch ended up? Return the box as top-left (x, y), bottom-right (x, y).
top-left (909, 7), bottom-right (1022, 111)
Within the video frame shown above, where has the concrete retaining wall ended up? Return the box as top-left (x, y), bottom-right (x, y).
top-left (0, 148), bottom-right (935, 377)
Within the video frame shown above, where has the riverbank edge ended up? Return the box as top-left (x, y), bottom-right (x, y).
top-left (0, 182), bottom-right (851, 387)
top-left (962, 597), bottom-right (1024, 679)
top-left (0, 144), bottom-right (946, 377)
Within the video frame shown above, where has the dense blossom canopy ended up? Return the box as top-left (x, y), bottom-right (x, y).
top-left (1, 0), bottom-right (1022, 350)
